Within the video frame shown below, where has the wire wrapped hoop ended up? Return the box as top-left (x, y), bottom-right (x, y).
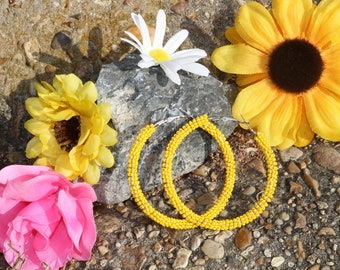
top-left (127, 114), bottom-right (278, 230)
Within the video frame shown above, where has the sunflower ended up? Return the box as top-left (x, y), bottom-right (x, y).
top-left (212, 0), bottom-right (340, 149)
top-left (122, 9), bottom-right (210, 85)
top-left (24, 74), bottom-right (117, 184)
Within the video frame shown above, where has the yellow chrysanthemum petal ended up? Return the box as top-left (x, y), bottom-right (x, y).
top-left (24, 119), bottom-right (50, 136)
top-left (96, 146), bottom-right (114, 168)
top-left (225, 27), bottom-right (244, 44)
top-left (83, 161), bottom-right (100, 185)
top-left (211, 44), bottom-right (267, 74)
top-left (304, 87), bottom-right (340, 141)
top-left (307, 0), bottom-right (340, 48)
top-left (26, 137), bottom-right (43, 158)
top-left (83, 134), bottom-right (101, 158)
top-left (100, 125), bottom-right (118, 146)
top-left (272, 0), bottom-right (315, 39)
top-left (25, 73), bottom-right (117, 183)
top-left (69, 146), bottom-right (89, 174)
top-left (97, 103), bottom-right (112, 123)
top-left (25, 97), bottom-right (48, 119)
top-left (235, 1), bottom-right (283, 53)
top-left (55, 154), bottom-right (78, 180)
top-left (78, 116), bottom-right (91, 145)
top-left (77, 81), bottom-right (98, 102)
top-left (69, 98), bottom-right (96, 117)
top-left (54, 74), bottom-right (82, 96)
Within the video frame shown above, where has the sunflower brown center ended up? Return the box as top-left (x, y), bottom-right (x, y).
top-left (268, 39), bottom-right (324, 93)
top-left (54, 116), bottom-right (81, 152)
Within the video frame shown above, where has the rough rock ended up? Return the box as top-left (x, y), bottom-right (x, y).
top-left (94, 54), bottom-right (237, 204)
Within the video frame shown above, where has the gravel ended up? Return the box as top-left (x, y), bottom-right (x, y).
top-left (0, 0), bottom-right (339, 269)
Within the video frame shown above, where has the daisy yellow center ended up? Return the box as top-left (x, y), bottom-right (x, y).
top-left (268, 39), bottom-right (324, 93)
top-left (54, 115), bottom-right (81, 152)
top-left (149, 48), bottom-right (170, 62)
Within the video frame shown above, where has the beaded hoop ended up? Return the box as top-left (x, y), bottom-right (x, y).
top-left (127, 114), bottom-right (278, 230)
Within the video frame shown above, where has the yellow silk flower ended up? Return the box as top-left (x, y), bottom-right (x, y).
top-left (24, 74), bottom-right (117, 184)
top-left (212, 0), bottom-right (340, 149)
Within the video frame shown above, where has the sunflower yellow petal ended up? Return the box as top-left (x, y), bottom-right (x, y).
top-left (232, 79), bottom-right (304, 148)
top-left (235, 1), bottom-right (283, 53)
top-left (304, 87), bottom-right (340, 141)
top-left (236, 73), bottom-right (266, 87)
top-left (83, 161), bottom-right (100, 184)
top-left (307, 0), bottom-right (340, 48)
top-left (319, 44), bottom-right (340, 95)
top-left (96, 146), bottom-right (114, 168)
top-left (100, 125), bottom-right (118, 146)
top-left (211, 44), bottom-right (267, 74)
top-left (225, 27), bottom-right (244, 44)
top-left (272, 0), bottom-right (314, 39)
top-left (26, 137), bottom-right (42, 158)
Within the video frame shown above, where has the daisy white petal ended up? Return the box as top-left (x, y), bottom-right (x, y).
top-left (132, 13), bottom-right (151, 48)
top-left (123, 31), bottom-right (144, 51)
top-left (122, 10), bottom-right (209, 85)
top-left (153, 10), bottom-right (166, 48)
top-left (121, 37), bottom-right (143, 53)
top-left (138, 59), bottom-right (157, 68)
top-left (163, 30), bottom-right (189, 54)
top-left (161, 63), bottom-right (181, 84)
top-left (181, 63), bottom-right (210, 76)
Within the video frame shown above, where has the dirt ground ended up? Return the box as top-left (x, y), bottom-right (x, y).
top-left (0, 0), bottom-right (339, 269)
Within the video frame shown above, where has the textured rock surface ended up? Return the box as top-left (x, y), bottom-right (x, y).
top-left (94, 53), bottom-right (237, 204)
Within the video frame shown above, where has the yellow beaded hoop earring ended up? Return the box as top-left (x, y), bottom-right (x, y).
top-left (162, 115), bottom-right (278, 230)
top-left (127, 114), bottom-right (278, 230)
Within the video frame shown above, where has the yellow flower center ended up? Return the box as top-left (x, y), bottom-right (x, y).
top-left (54, 115), bottom-right (81, 152)
top-left (268, 39), bottom-right (324, 93)
top-left (149, 48), bottom-right (170, 62)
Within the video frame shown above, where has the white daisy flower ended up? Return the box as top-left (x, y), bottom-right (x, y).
top-left (121, 9), bottom-right (210, 85)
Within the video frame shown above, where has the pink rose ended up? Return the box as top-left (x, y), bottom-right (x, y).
top-left (0, 165), bottom-right (97, 270)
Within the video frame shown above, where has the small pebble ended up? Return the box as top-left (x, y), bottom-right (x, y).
top-left (271, 256), bottom-right (285, 267)
top-left (308, 265), bottom-right (320, 270)
top-left (316, 201), bottom-right (328, 210)
top-left (264, 248), bottom-right (272, 257)
top-left (190, 235), bottom-right (202, 251)
top-left (279, 211), bottom-right (290, 221)
top-left (172, 248), bottom-right (192, 269)
top-left (243, 186), bottom-right (256, 196)
top-left (318, 227), bottom-right (336, 236)
top-left (294, 212), bottom-right (307, 229)
top-left (280, 147), bottom-right (303, 162)
top-left (287, 161), bottom-right (301, 174)
top-left (201, 239), bottom-right (224, 259)
top-left (289, 181), bottom-right (303, 194)
top-left (148, 230), bottom-right (160, 238)
top-left (234, 228), bottom-right (252, 250)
